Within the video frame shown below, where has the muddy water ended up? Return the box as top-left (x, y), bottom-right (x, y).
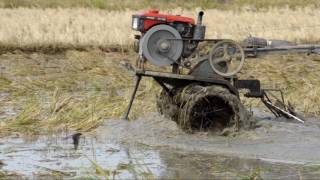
top-left (99, 111), bottom-right (320, 164)
top-left (1, 111), bottom-right (320, 179)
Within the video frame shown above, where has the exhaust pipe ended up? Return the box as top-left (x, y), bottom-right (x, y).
top-left (197, 11), bottom-right (204, 25)
top-left (194, 11), bottom-right (206, 40)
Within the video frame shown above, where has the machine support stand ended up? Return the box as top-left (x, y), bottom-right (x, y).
top-left (122, 75), bottom-right (142, 120)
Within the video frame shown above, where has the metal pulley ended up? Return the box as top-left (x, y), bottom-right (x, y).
top-left (209, 40), bottom-right (245, 77)
top-left (139, 25), bottom-right (183, 66)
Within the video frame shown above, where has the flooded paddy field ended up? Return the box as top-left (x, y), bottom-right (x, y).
top-left (1, 50), bottom-right (320, 179)
top-left (1, 112), bottom-right (320, 179)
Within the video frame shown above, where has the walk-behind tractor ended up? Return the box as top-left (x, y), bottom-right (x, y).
top-left (123, 10), bottom-right (320, 132)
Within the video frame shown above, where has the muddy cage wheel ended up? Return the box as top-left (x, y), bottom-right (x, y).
top-left (157, 84), bottom-right (251, 133)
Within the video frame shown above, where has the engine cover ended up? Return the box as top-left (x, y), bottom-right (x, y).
top-left (140, 24), bottom-right (183, 66)
top-left (132, 10), bottom-right (195, 33)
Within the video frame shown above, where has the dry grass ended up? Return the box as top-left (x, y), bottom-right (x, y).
top-left (86, 155), bottom-right (154, 179)
top-left (0, 0), bottom-right (319, 10)
top-left (0, 50), bottom-right (158, 135)
top-left (241, 54), bottom-right (320, 115)
top-left (0, 7), bottom-right (320, 51)
top-left (0, 8), bottom-right (135, 50)
top-left (1, 50), bottom-right (319, 136)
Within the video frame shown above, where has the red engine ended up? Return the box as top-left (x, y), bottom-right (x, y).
top-left (132, 10), bottom-right (195, 33)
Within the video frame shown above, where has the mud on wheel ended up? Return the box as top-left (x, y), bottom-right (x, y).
top-left (157, 84), bottom-right (252, 133)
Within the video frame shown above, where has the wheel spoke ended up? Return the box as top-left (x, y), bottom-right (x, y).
top-left (213, 57), bottom-right (226, 64)
top-left (226, 61), bottom-right (232, 72)
top-left (209, 40), bottom-right (245, 77)
top-left (223, 44), bottom-right (229, 55)
top-left (232, 53), bottom-right (243, 60)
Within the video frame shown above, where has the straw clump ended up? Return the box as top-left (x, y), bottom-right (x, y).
top-left (0, 50), bottom-right (158, 135)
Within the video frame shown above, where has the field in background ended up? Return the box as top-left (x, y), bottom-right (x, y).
top-left (0, 8), bottom-right (320, 51)
top-left (0, 0), bottom-right (320, 10)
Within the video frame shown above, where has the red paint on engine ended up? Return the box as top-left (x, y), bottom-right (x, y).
top-left (136, 9), bottom-right (195, 32)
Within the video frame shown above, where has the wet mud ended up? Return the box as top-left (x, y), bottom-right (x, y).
top-left (157, 85), bottom-right (253, 133)
top-left (1, 111), bottom-right (320, 179)
top-left (96, 111), bottom-right (320, 165)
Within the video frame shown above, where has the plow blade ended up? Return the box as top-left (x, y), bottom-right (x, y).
top-left (261, 89), bottom-right (305, 123)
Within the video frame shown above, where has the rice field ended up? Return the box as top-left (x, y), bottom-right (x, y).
top-left (0, 0), bottom-right (319, 10)
top-left (0, 6), bottom-right (320, 135)
top-left (1, 2), bottom-right (320, 179)
top-left (0, 7), bottom-right (320, 51)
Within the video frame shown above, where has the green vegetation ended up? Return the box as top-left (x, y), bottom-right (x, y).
top-left (0, 0), bottom-right (319, 10)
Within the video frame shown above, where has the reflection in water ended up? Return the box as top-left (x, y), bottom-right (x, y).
top-left (1, 134), bottom-right (320, 179)
top-left (0, 135), bottom-right (165, 179)
top-left (160, 151), bottom-right (320, 179)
